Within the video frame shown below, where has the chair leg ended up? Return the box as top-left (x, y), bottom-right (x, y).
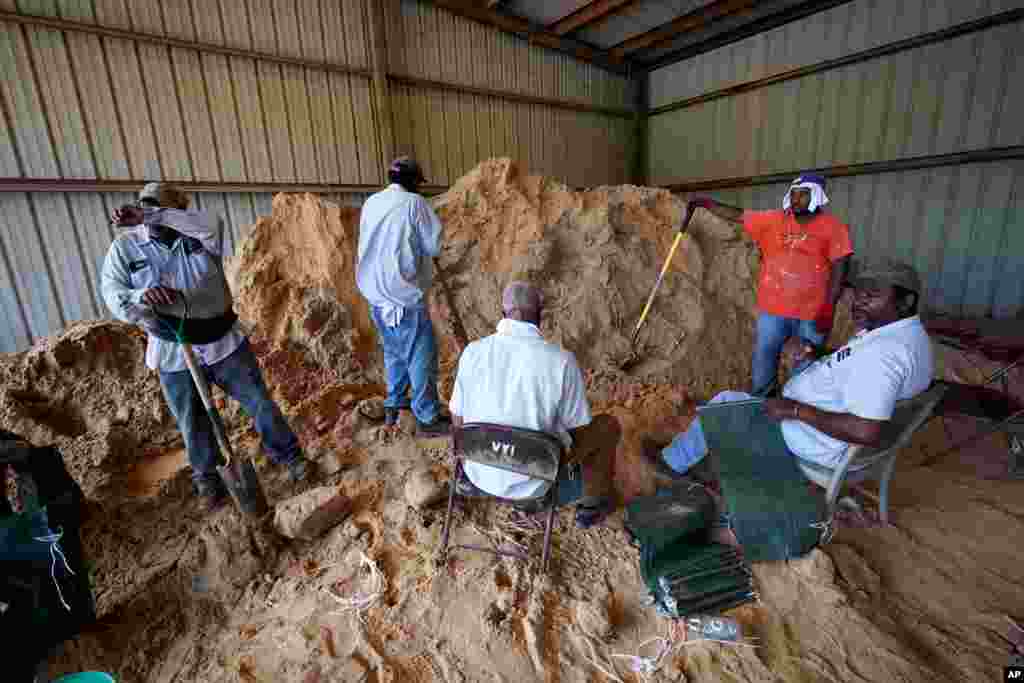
top-left (540, 484), bottom-right (558, 574)
top-left (825, 472), bottom-right (844, 518)
top-left (878, 456), bottom-right (898, 525)
top-left (439, 459), bottom-right (461, 565)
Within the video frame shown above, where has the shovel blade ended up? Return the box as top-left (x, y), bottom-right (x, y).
top-left (218, 458), bottom-right (269, 518)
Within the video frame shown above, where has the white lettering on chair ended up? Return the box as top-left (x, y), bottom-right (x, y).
top-left (490, 441), bottom-right (516, 458)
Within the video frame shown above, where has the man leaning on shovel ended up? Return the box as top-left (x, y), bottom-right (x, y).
top-left (100, 182), bottom-right (309, 510)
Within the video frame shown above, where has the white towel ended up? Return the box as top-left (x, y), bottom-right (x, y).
top-left (782, 177), bottom-right (829, 212)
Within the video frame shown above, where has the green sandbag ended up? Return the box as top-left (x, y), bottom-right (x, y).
top-left (625, 479), bottom-right (715, 558)
top-left (697, 400), bottom-right (828, 562)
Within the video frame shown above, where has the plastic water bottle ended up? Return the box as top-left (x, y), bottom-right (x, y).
top-left (686, 615), bottom-right (741, 642)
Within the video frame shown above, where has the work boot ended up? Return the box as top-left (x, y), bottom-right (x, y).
top-left (286, 457), bottom-right (309, 483)
top-left (417, 414), bottom-right (451, 437)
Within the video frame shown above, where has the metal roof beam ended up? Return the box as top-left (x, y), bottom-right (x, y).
top-left (640, 0), bottom-right (855, 70)
top-left (548, 0), bottom-right (640, 36)
top-left (610, 0), bottom-right (757, 60)
top-left (427, 1), bottom-right (632, 74)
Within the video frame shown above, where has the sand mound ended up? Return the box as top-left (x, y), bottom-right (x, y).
top-left (0, 321), bottom-right (180, 499)
top-left (431, 158), bottom-right (759, 397)
top-left (229, 193), bottom-right (376, 383)
top-left (225, 161), bottom-right (760, 401)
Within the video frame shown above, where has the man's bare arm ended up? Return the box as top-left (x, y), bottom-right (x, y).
top-left (828, 255), bottom-right (851, 307)
top-left (764, 399), bottom-right (884, 446)
top-left (687, 197), bottom-right (744, 223)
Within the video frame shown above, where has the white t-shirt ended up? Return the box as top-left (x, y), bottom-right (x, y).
top-left (781, 315), bottom-right (933, 466)
top-left (449, 319), bottom-right (592, 499)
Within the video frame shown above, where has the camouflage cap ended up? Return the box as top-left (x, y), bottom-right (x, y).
top-left (138, 182), bottom-right (189, 209)
top-left (848, 256), bottom-right (922, 294)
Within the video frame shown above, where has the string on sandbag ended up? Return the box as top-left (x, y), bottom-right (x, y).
top-left (32, 527), bottom-right (74, 611)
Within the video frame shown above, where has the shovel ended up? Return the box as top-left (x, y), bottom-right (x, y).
top-left (181, 343), bottom-right (269, 517)
top-left (622, 209), bottom-right (696, 369)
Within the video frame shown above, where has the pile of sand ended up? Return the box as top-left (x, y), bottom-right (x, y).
top-left (431, 158), bottom-right (760, 397)
top-left (0, 321), bottom-right (180, 500)
top-left (226, 160), bottom-right (761, 402)
top-left (228, 193), bottom-right (376, 383)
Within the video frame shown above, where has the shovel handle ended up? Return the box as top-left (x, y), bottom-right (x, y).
top-left (181, 343), bottom-right (234, 467)
top-left (631, 209), bottom-right (695, 347)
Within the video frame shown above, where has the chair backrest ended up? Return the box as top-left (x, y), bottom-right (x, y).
top-left (851, 383), bottom-right (948, 465)
top-left (454, 423), bottom-right (564, 483)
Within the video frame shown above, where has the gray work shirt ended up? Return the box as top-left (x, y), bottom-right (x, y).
top-left (100, 208), bottom-right (244, 373)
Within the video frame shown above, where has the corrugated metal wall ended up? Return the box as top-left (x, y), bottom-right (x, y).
top-left (0, 0), bottom-right (634, 352)
top-left (384, 0), bottom-right (633, 189)
top-left (647, 0), bottom-right (1024, 319)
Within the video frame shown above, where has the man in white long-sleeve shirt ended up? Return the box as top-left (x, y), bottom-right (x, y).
top-left (357, 157), bottom-right (449, 435)
top-left (101, 183), bottom-right (307, 509)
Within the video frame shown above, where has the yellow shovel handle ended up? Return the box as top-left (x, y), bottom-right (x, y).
top-left (631, 231), bottom-right (685, 346)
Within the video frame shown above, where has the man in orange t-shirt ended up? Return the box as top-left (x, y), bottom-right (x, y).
top-left (686, 173), bottom-right (853, 396)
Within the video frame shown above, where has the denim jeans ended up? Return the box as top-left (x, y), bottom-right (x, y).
top-left (159, 339), bottom-right (301, 491)
top-left (661, 390), bottom-right (753, 474)
top-left (752, 312), bottom-right (825, 396)
top-left (370, 306), bottom-right (441, 424)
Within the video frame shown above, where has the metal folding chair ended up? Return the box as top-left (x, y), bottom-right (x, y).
top-left (438, 423), bottom-right (564, 574)
top-left (795, 383), bottom-right (948, 523)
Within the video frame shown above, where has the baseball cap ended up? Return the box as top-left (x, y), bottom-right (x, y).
top-left (848, 256), bottom-right (922, 294)
top-left (138, 182), bottom-right (189, 208)
top-left (388, 156), bottom-right (426, 183)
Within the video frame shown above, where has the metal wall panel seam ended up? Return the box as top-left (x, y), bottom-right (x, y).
top-left (990, 161), bottom-right (1024, 317)
top-left (960, 164), bottom-right (1015, 317)
top-left (0, 195), bottom-right (34, 347)
top-left (29, 25), bottom-right (97, 178)
top-left (256, 61), bottom-right (296, 182)
top-left (64, 190), bottom-right (115, 314)
top-left (1, 22), bottom-right (60, 177)
top-left (935, 165), bottom-right (983, 313)
top-left (22, 193), bottom-right (68, 330)
top-left (114, 37), bottom-right (163, 178)
top-left (0, 30), bottom-right (25, 176)
top-left (138, 42), bottom-right (192, 180)
top-left (58, 191), bottom-right (100, 316)
top-left (934, 32), bottom-right (982, 156)
top-left (65, 31), bottom-right (126, 178)
top-left (967, 23), bottom-right (1012, 150)
top-left (168, 48), bottom-right (206, 180)
top-left (994, 21), bottom-right (1024, 146)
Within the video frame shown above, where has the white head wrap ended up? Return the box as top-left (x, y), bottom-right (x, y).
top-left (782, 174), bottom-right (829, 212)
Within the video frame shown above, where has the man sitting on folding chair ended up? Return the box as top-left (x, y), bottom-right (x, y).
top-left (447, 281), bottom-right (617, 529)
top-left (645, 257), bottom-right (933, 518)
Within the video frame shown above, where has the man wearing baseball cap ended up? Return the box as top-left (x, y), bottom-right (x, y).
top-left (356, 157), bottom-right (450, 435)
top-left (686, 173), bottom-right (853, 396)
top-left (646, 256), bottom-right (933, 498)
top-left (101, 182), bottom-right (309, 509)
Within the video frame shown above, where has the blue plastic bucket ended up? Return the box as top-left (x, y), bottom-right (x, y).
top-left (52, 673), bottom-right (116, 683)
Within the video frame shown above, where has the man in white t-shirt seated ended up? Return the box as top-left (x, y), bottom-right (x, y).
top-left (448, 281), bottom-right (618, 528)
top-left (647, 257), bottom-right (933, 479)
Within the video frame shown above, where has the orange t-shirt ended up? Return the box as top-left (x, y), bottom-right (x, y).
top-left (742, 209), bottom-right (853, 321)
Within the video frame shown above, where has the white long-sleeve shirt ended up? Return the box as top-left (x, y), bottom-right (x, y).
top-left (100, 208), bottom-right (244, 372)
top-left (356, 184), bottom-right (443, 326)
